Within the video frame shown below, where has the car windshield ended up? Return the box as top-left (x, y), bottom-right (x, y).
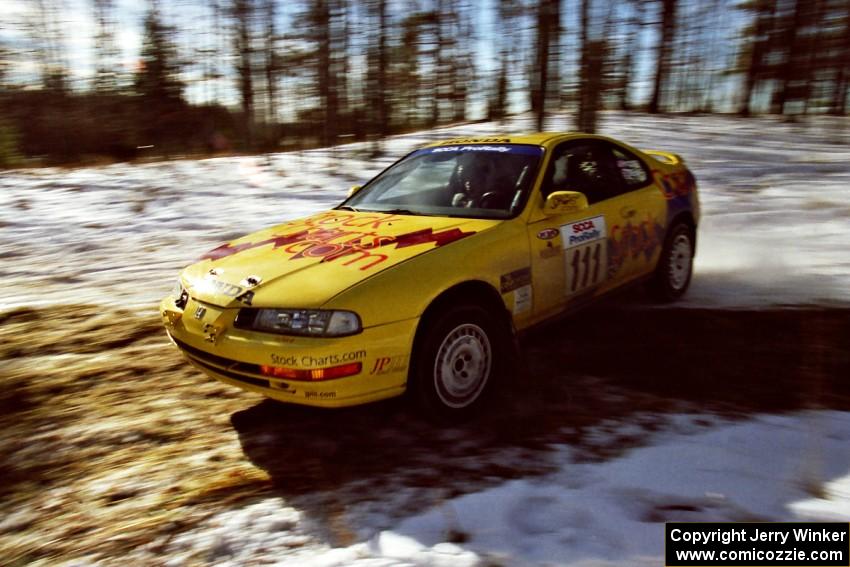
top-left (343, 144), bottom-right (544, 219)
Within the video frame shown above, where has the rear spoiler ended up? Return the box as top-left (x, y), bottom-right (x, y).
top-left (643, 149), bottom-right (684, 166)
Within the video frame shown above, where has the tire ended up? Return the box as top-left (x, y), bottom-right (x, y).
top-left (650, 222), bottom-right (694, 302)
top-left (411, 303), bottom-right (507, 418)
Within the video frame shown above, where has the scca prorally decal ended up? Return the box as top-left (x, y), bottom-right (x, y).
top-left (417, 144), bottom-right (542, 156)
top-left (439, 137), bottom-right (510, 145)
top-left (607, 216), bottom-right (665, 276)
top-left (201, 212), bottom-right (475, 271)
top-left (433, 145), bottom-right (511, 153)
top-left (562, 216), bottom-right (607, 249)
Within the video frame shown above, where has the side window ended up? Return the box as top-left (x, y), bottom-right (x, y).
top-left (544, 142), bottom-right (624, 204)
top-left (610, 145), bottom-right (650, 190)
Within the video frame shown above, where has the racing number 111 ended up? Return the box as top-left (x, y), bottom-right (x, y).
top-left (570, 242), bottom-right (602, 292)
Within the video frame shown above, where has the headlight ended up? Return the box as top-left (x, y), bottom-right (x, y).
top-left (173, 277), bottom-right (189, 310)
top-left (235, 309), bottom-right (362, 337)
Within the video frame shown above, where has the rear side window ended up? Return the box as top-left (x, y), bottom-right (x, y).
top-left (611, 146), bottom-right (650, 189)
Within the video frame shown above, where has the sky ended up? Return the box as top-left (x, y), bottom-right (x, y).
top-left (0, 0), bottom-right (745, 116)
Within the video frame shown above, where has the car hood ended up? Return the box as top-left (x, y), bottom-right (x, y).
top-left (183, 210), bottom-right (500, 308)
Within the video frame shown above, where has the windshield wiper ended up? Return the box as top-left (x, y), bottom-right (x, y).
top-left (341, 206), bottom-right (423, 216)
top-left (378, 208), bottom-right (420, 216)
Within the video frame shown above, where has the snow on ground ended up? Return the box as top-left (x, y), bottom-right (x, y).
top-left (383, 411), bottom-right (850, 566)
top-left (163, 411), bottom-right (850, 566)
top-left (1, 111), bottom-right (849, 309)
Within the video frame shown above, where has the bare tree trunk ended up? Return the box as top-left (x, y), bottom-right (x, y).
top-left (577, 0), bottom-right (591, 130)
top-left (491, 57), bottom-right (509, 120)
top-left (399, 4), bottom-right (423, 127)
top-left (446, 4), bottom-right (459, 122)
top-left (92, 0), bottom-right (118, 92)
top-left (672, 0), bottom-right (690, 111)
top-left (799, 0), bottom-right (824, 116)
top-left (337, 0), bottom-right (350, 123)
top-left (451, 3), bottom-right (472, 122)
top-left (829, 0), bottom-right (850, 115)
top-left (377, 0), bottom-right (389, 137)
top-left (532, 0), bottom-right (555, 131)
top-left (312, 0), bottom-right (338, 146)
top-left (491, 0), bottom-right (521, 120)
top-left (30, 0), bottom-right (69, 92)
top-left (576, 0), bottom-right (602, 133)
top-left (547, 0), bottom-right (561, 116)
top-left (699, 0), bottom-right (724, 113)
top-left (233, 0), bottom-right (255, 147)
top-left (367, 0), bottom-right (389, 154)
top-left (777, 0), bottom-right (803, 116)
top-left (431, 1), bottom-right (443, 126)
top-left (213, 0), bottom-right (225, 104)
top-left (619, 0), bottom-right (643, 111)
top-left (263, 0), bottom-right (277, 126)
top-left (740, 0), bottom-right (776, 116)
top-left (648, 0), bottom-right (676, 114)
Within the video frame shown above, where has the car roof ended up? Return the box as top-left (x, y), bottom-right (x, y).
top-left (422, 132), bottom-right (593, 148)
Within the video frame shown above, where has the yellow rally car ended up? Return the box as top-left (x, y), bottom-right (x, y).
top-left (161, 133), bottom-right (699, 415)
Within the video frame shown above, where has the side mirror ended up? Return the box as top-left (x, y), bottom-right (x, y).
top-left (347, 184), bottom-right (362, 198)
top-left (543, 191), bottom-right (589, 216)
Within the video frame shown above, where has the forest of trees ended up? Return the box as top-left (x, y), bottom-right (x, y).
top-left (0, 0), bottom-right (848, 166)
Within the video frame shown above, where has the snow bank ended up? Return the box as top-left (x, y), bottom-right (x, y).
top-left (165, 411), bottom-right (850, 566)
top-left (374, 411), bottom-right (850, 566)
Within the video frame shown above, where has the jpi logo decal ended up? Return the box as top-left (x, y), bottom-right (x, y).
top-left (370, 356), bottom-right (408, 375)
top-left (562, 216), bottom-right (607, 249)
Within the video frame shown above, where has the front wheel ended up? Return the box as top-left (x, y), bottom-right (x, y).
top-left (411, 304), bottom-right (506, 418)
top-left (650, 222), bottom-right (694, 302)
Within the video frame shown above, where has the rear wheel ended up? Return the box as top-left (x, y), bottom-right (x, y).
top-left (411, 304), bottom-right (507, 418)
top-left (650, 222), bottom-right (694, 301)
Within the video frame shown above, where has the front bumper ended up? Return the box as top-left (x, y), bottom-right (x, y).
top-left (160, 295), bottom-right (417, 408)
